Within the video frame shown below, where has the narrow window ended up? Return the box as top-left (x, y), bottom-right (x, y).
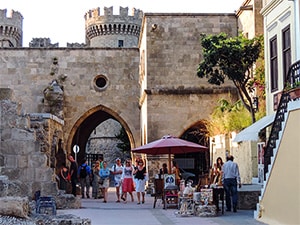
top-left (118, 40), bottom-right (124, 48)
top-left (270, 35), bottom-right (278, 92)
top-left (282, 25), bottom-right (291, 81)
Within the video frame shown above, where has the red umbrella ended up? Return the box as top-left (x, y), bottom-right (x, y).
top-left (132, 135), bottom-right (208, 172)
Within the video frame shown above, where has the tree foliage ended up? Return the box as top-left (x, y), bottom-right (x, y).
top-left (206, 98), bottom-right (252, 135)
top-left (115, 127), bottom-right (131, 156)
top-left (197, 32), bottom-right (263, 123)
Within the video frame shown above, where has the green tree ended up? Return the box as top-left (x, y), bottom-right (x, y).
top-left (206, 98), bottom-right (252, 135)
top-left (197, 32), bottom-right (262, 123)
top-left (115, 127), bottom-right (130, 156)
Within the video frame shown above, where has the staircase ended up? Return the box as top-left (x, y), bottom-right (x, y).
top-left (255, 60), bottom-right (300, 219)
top-left (264, 60), bottom-right (300, 177)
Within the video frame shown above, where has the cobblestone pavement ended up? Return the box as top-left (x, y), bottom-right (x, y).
top-left (58, 188), bottom-right (268, 225)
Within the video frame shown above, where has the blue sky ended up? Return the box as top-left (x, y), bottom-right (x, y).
top-left (1, 0), bottom-right (243, 47)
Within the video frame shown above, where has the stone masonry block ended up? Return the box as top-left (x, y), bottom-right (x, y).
top-left (11, 128), bottom-right (35, 141)
top-left (2, 140), bottom-right (37, 155)
top-left (4, 155), bottom-right (18, 168)
top-left (0, 196), bottom-right (29, 218)
top-left (17, 155), bottom-right (29, 168)
top-left (35, 167), bottom-right (54, 182)
top-left (19, 168), bottom-right (35, 182)
top-left (6, 181), bottom-right (30, 197)
top-left (29, 153), bottom-right (48, 168)
top-left (41, 181), bottom-right (59, 196)
top-left (0, 128), bottom-right (12, 141)
top-left (56, 193), bottom-right (81, 209)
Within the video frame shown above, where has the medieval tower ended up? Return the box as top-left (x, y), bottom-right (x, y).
top-left (0, 9), bottom-right (22, 47)
top-left (85, 6), bottom-right (143, 48)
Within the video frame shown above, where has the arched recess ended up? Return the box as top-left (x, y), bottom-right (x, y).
top-left (175, 120), bottom-right (210, 181)
top-left (66, 105), bottom-right (135, 163)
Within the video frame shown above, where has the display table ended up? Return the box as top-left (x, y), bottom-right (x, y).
top-left (164, 185), bottom-right (179, 209)
top-left (176, 196), bottom-right (194, 216)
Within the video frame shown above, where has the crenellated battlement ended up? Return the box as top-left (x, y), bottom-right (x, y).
top-left (0, 9), bottom-right (23, 47)
top-left (84, 6), bottom-right (143, 20)
top-left (84, 6), bottom-right (143, 47)
top-left (0, 9), bottom-right (23, 21)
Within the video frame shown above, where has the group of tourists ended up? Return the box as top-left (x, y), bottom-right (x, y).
top-left (60, 153), bottom-right (242, 213)
top-left (60, 155), bottom-right (148, 204)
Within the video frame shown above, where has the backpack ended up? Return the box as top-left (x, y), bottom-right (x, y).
top-left (80, 165), bottom-right (87, 178)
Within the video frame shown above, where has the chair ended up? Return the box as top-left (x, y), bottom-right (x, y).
top-left (153, 179), bottom-right (164, 208)
top-left (35, 190), bottom-right (56, 215)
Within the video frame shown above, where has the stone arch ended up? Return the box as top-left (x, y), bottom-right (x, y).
top-left (175, 120), bottom-right (210, 180)
top-left (66, 105), bottom-right (135, 163)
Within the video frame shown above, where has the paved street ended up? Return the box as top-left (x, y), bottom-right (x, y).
top-left (58, 188), bottom-right (267, 225)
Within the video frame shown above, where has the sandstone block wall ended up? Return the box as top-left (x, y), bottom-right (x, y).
top-left (140, 13), bottom-right (238, 141)
top-left (0, 48), bottom-right (141, 152)
top-left (0, 96), bottom-right (62, 198)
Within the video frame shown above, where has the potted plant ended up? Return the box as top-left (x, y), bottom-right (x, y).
top-left (285, 81), bottom-right (300, 100)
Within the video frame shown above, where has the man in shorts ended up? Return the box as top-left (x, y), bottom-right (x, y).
top-left (111, 158), bottom-right (123, 202)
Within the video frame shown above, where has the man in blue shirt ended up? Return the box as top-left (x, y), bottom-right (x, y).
top-left (78, 158), bottom-right (92, 198)
top-left (222, 155), bottom-right (241, 212)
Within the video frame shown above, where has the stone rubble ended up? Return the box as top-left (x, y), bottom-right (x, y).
top-left (0, 214), bottom-right (91, 225)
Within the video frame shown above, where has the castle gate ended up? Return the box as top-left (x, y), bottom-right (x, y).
top-left (0, 7), bottom-right (239, 182)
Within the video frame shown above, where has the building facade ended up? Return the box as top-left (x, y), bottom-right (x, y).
top-left (0, 6), bottom-right (239, 197)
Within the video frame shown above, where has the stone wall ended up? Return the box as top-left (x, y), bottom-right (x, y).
top-left (0, 48), bottom-right (141, 154)
top-left (211, 134), bottom-right (259, 184)
top-left (140, 13), bottom-right (239, 142)
top-left (0, 92), bottom-right (63, 198)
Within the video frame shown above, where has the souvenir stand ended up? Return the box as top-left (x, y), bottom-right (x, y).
top-left (163, 174), bottom-right (179, 209)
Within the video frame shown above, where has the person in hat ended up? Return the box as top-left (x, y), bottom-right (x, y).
top-left (111, 158), bottom-right (124, 202)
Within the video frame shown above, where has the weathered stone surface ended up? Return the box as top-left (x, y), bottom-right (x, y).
top-left (55, 193), bottom-right (81, 209)
top-left (194, 204), bottom-right (217, 217)
top-left (0, 196), bottom-right (29, 218)
top-left (0, 100), bottom-right (64, 205)
top-left (0, 88), bottom-right (14, 100)
top-left (238, 190), bottom-right (260, 210)
top-left (11, 128), bottom-right (35, 141)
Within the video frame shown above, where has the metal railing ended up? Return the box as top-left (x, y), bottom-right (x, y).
top-left (264, 60), bottom-right (300, 177)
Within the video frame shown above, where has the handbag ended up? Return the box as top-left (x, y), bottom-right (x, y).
top-left (66, 172), bottom-right (71, 181)
top-left (99, 178), bottom-right (104, 185)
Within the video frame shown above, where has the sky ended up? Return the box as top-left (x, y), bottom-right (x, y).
top-left (1, 0), bottom-right (243, 47)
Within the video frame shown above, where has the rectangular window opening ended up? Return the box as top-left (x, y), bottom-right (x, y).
top-left (118, 40), bottom-right (124, 48)
top-left (282, 25), bottom-right (291, 82)
top-left (270, 35), bottom-right (278, 92)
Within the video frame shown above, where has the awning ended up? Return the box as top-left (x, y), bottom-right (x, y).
top-left (233, 114), bottom-right (275, 142)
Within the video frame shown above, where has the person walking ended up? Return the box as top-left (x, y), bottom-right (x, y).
top-left (92, 160), bottom-right (101, 199)
top-left (222, 155), bottom-right (241, 213)
top-left (67, 155), bottom-right (78, 197)
top-left (99, 161), bottom-right (110, 203)
top-left (121, 159), bottom-right (135, 203)
top-left (111, 158), bottom-right (123, 202)
top-left (78, 158), bottom-right (92, 198)
top-left (133, 159), bottom-right (147, 204)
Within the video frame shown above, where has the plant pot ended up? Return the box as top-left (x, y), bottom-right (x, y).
top-left (288, 87), bottom-right (300, 100)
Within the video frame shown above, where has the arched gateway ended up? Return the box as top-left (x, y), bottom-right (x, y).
top-left (67, 105), bottom-right (135, 164)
